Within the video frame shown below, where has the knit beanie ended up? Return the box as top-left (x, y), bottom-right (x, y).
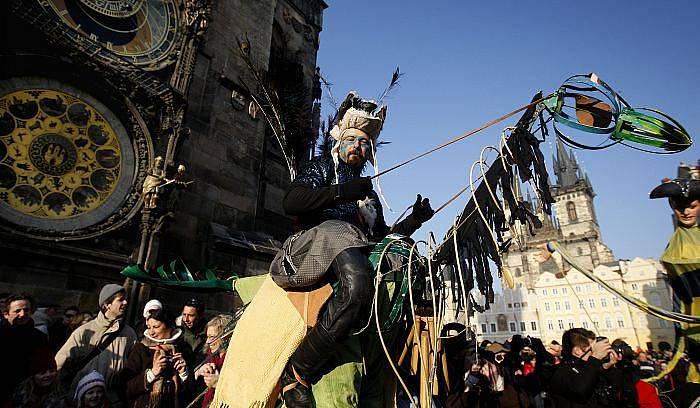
top-left (98, 283), bottom-right (125, 306)
top-left (74, 371), bottom-right (106, 404)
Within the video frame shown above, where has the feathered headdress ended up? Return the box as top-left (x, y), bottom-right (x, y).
top-left (329, 92), bottom-right (387, 145)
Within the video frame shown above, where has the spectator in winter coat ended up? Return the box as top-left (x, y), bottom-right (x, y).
top-left (74, 371), bottom-right (108, 408)
top-left (55, 284), bottom-right (137, 406)
top-left (0, 293), bottom-right (49, 404)
top-left (194, 314), bottom-right (233, 408)
top-left (9, 346), bottom-right (68, 408)
top-left (120, 309), bottom-right (193, 408)
top-left (549, 328), bottom-right (626, 408)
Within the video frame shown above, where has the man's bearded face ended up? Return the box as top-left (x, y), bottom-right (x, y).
top-left (670, 198), bottom-right (700, 227)
top-left (338, 129), bottom-right (371, 167)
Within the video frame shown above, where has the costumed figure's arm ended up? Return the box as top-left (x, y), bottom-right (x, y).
top-left (282, 159), bottom-right (373, 216)
top-left (373, 194), bottom-right (434, 238)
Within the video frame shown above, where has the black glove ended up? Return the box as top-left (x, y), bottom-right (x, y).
top-left (411, 194), bottom-right (434, 224)
top-left (331, 177), bottom-right (373, 202)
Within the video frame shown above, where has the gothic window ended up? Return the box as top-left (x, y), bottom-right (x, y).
top-left (566, 201), bottom-right (578, 222)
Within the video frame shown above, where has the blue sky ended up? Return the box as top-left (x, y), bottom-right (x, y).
top-left (316, 1), bottom-right (700, 261)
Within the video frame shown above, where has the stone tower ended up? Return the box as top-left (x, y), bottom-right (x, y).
top-left (503, 139), bottom-right (613, 291)
top-left (552, 139), bottom-right (599, 240)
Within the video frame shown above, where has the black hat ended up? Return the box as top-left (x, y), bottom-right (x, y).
top-left (649, 178), bottom-right (700, 200)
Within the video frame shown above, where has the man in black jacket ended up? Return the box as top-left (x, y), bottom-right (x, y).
top-left (273, 91), bottom-right (433, 407)
top-left (549, 328), bottom-right (626, 408)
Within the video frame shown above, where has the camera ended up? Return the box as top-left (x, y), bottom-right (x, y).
top-left (595, 337), bottom-right (612, 363)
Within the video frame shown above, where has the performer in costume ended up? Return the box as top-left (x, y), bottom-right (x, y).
top-left (270, 91), bottom-right (434, 406)
top-left (650, 172), bottom-right (700, 387)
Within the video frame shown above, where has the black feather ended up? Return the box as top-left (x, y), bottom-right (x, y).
top-left (377, 66), bottom-right (403, 105)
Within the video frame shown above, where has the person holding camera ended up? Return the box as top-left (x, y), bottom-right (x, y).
top-left (549, 328), bottom-right (626, 408)
top-left (120, 309), bottom-right (193, 408)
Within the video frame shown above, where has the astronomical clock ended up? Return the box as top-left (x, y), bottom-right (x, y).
top-left (0, 76), bottom-right (151, 239)
top-left (36, 0), bottom-right (184, 70)
top-left (1, 0), bottom-right (201, 241)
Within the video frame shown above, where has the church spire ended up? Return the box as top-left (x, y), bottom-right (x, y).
top-left (552, 138), bottom-right (582, 188)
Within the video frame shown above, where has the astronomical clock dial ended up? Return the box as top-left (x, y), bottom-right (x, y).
top-left (38, 0), bottom-right (183, 69)
top-left (0, 77), bottom-right (144, 238)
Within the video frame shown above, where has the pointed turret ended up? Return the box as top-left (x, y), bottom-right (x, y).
top-left (553, 138), bottom-right (583, 188)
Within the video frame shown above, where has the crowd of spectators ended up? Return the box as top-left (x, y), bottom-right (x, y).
top-left (441, 326), bottom-right (696, 408)
top-left (0, 287), bottom-right (224, 408)
top-left (2, 287), bottom-right (698, 408)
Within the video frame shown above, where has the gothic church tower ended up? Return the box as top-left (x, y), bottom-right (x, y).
top-left (503, 139), bottom-right (613, 291)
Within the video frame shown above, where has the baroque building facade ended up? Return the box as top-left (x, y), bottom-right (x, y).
top-left (0, 0), bottom-right (326, 311)
top-left (474, 140), bottom-right (674, 349)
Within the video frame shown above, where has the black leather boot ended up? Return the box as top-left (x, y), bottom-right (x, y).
top-left (281, 324), bottom-right (337, 407)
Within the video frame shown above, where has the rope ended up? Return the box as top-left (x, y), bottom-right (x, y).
top-left (373, 238), bottom-right (414, 399)
top-left (371, 93), bottom-right (554, 179)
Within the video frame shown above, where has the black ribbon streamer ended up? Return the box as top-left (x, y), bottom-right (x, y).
top-left (435, 92), bottom-right (554, 312)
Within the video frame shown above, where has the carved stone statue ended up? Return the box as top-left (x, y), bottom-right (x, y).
top-left (142, 156), bottom-right (164, 209)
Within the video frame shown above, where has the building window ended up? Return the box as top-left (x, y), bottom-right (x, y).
top-left (639, 316), bottom-right (645, 327)
top-left (577, 247), bottom-right (583, 255)
top-left (568, 319), bottom-right (575, 329)
top-left (558, 320), bottom-right (565, 330)
top-left (589, 299), bottom-right (596, 308)
top-left (490, 323), bottom-right (497, 332)
top-left (586, 284), bottom-right (592, 293)
top-left (582, 321), bottom-right (589, 329)
top-left (632, 283), bottom-right (639, 291)
top-left (555, 301), bottom-right (561, 311)
top-left (515, 268), bottom-right (522, 277)
top-left (576, 285), bottom-right (582, 293)
top-left (617, 317), bottom-right (624, 328)
top-left (566, 201), bottom-right (578, 222)
top-left (601, 298), bottom-right (608, 308)
top-left (552, 288), bottom-right (559, 295)
top-left (548, 320), bottom-right (554, 330)
top-left (481, 323), bottom-right (487, 333)
top-left (531, 321), bottom-right (537, 331)
top-left (612, 297), bottom-right (620, 307)
top-left (562, 287), bottom-right (568, 294)
top-left (605, 317), bottom-right (613, 329)
top-left (520, 321), bottom-right (526, 331)
top-left (579, 300), bottom-right (585, 309)
top-left (510, 322), bottom-right (516, 332)
top-left (594, 321), bottom-right (600, 329)
top-left (522, 302), bottom-right (528, 307)
top-left (514, 302), bottom-right (520, 308)
top-left (659, 318), bottom-right (667, 328)
top-left (508, 303), bottom-right (512, 309)
top-left (598, 284), bottom-right (603, 291)
top-left (542, 289), bottom-right (548, 295)
top-left (545, 303), bottom-right (551, 312)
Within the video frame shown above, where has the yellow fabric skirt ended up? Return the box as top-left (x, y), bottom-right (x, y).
top-left (211, 275), bottom-right (306, 408)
